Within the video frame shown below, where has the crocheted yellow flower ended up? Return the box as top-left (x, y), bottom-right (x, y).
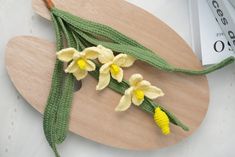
top-left (115, 74), bottom-right (164, 111)
top-left (57, 47), bottom-right (100, 80)
top-left (154, 107), bottom-right (170, 135)
top-left (96, 45), bottom-right (135, 90)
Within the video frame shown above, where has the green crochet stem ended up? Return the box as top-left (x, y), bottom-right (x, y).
top-left (43, 6), bottom-right (234, 157)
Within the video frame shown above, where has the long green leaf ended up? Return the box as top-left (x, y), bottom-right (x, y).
top-left (74, 29), bottom-right (235, 75)
top-left (43, 14), bottom-right (64, 157)
top-left (52, 8), bottom-right (234, 75)
top-left (54, 17), bottom-right (76, 144)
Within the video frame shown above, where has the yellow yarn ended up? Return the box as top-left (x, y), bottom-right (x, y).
top-left (154, 107), bottom-right (170, 135)
top-left (110, 64), bottom-right (120, 75)
top-left (77, 59), bottom-right (87, 70)
top-left (134, 89), bottom-right (144, 100)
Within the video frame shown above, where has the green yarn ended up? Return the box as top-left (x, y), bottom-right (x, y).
top-left (52, 7), bottom-right (235, 75)
top-left (55, 17), bottom-right (76, 144)
top-left (43, 15), bottom-right (76, 156)
top-left (42, 6), bottom-right (234, 157)
top-left (43, 14), bottom-right (64, 157)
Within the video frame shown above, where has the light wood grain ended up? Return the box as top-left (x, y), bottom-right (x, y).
top-left (5, 0), bottom-right (209, 150)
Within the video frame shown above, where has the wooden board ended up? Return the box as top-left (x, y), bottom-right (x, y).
top-left (5, 0), bottom-right (209, 150)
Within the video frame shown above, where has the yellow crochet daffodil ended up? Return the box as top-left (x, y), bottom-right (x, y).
top-left (57, 47), bottom-right (100, 80)
top-left (96, 45), bottom-right (135, 90)
top-left (115, 74), bottom-right (164, 111)
top-left (154, 107), bottom-right (170, 135)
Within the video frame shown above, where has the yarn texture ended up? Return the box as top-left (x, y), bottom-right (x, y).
top-left (154, 107), bottom-right (170, 135)
top-left (40, 1), bottom-right (235, 157)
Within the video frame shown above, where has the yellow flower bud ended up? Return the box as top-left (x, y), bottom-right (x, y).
top-left (154, 107), bottom-right (170, 135)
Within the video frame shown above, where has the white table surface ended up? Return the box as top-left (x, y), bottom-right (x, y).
top-left (0, 0), bottom-right (234, 157)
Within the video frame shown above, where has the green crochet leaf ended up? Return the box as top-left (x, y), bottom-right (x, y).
top-left (52, 7), bottom-right (235, 75)
top-left (43, 14), bottom-right (64, 157)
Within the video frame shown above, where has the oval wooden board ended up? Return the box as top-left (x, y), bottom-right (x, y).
top-left (5, 0), bottom-right (210, 150)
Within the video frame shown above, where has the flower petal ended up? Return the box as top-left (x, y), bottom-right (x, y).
top-left (122, 55), bottom-right (135, 67)
top-left (72, 52), bottom-right (81, 60)
top-left (96, 72), bottom-right (111, 90)
top-left (113, 54), bottom-right (127, 66)
top-left (129, 74), bottom-right (143, 86)
top-left (132, 95), bottom-right (144, 106)
top-left (115, 88), bottom-right (133, 111)
top-left (110, 66), bottom-right (123, 82)
top-left (136, 80), bottom-right (151, 90)
top-left (73, 69), bottom-right (88, 80)
top-left (97, 45), bottom-right (114, 64)
top-left (65, 61), bottom-right (78, 73)
top-left (113, 54), bottom-right (135, 67)
top-left (143, 85), bottom-right (164, 99)
top-left (85, 60), bottom-right (96, 71)
top-left (57, 48), bottom-right (78, 62)
top-left (100, 62), bottom-right (112, 74)
top-left (83, 47), bottom-right (100, 60)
